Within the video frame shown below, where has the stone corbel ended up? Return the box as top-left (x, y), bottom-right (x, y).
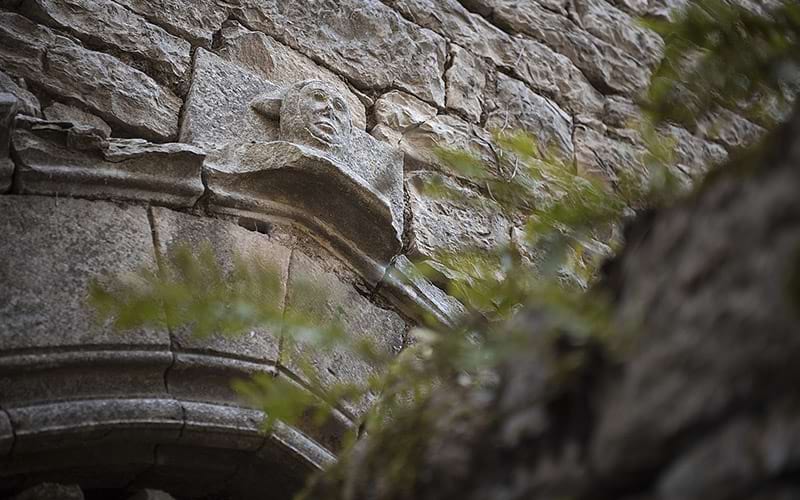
top-left (201, 79), bottom-right (404, 283)
top-left (205, 140), bottom-right (402, 283)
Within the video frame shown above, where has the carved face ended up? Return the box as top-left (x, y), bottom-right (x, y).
top-left (281, 81), bottom-right (351, 151)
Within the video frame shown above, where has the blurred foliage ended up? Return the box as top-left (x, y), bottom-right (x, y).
top-left (643, 0), bottom-right (799, 128)
top-left (88, 0), bottom-right (798, 497)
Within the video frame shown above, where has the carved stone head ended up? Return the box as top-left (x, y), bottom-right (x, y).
top-left (251, 80), bottom-right (352, 155)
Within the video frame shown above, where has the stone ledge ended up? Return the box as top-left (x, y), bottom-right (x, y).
top-left (0, 348), bottom-right (173, 407)
top-left (12, 118), bottom-right (205, 207)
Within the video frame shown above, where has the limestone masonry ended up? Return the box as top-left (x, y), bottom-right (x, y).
top-left (0, 0), bottom-right (769, 498)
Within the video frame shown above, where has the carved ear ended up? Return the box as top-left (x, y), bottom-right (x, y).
top-left (250, 89), bottom-right (285, 118)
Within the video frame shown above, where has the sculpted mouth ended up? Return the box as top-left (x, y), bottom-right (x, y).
top-left (314, 121), bottom-right (337, 134)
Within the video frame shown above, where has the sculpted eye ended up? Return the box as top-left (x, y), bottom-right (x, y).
top-left (312, 90), bottom-right (326, 102)
top-left (333, 98), bottom-right (345, 111)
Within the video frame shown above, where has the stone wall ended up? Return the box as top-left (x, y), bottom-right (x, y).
top-left (0, 0), bottom-right (768, 498)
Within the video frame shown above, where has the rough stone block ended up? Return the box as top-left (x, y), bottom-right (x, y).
top-left (112, 0), bottom-right (229, 47)
top-left (405, 171), bottom-right (510, 259)
top-left (150, 206), bottom-right (291, 364)
top-left (0, 70), bottom-right (40, 117)
top-left (603, 95), bottom-right (642, 128)
top-left (216, 20), bottom-right (367, 130)
top-left (482, 0), bottom-right (653, 95)
top-left (485, 73), bottom-right (574, 160)
top-left (384, 0), bottom-right (603, 114)
top-left (696, 108), bottom-right (765, 150)
top-left (398, 114), bottom-right (497, 178)
top-left (373, 90), bottom-right (438, 132)
top-left (661, 124), bottom-right (729, 179)
top-left (0, 196), bottom-right (168, 350)
top-left (574, 123), bottom-right (646, 183)
top-left (283, 247), bottom-right (407, 417)
top-left (42, 102), bottom-right (111, 138)
top-left (13, 121), bottom-right (205, 207)
top-left (20, 0), bottom-right (192, 89)
top-left (0, 12), bottom-right (181, 141)
top-left (444, 45), bottom-right (486, 123)
top-left (178, 48), bottom-right (277, 147)
top-left (573, 0), bottom-right (665, 67)
top-left (233, 0), bottom-right (447, 107)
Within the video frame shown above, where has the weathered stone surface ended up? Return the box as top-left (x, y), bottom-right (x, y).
top-left (20, 0), bottom-right (192, 88)
top-left (43, 102), bottom-right (111, 138)
top-left (215, 21), bottom-right (367, 130)
top-left (602, 95), bottom-right (642, 128)
top-left (660, 124), bottom-right (729, 179)
top-left (0, 12), bottom-right (181, 141)
top-left (445, 45), bottom-right (486, 122)
top-left (381, 255), bottom-right (466, 328)
top-left (13, 120), bottom-right (205, 207)
top-left (385, 0), bottom-right (604, 114)
top-left (13, 483), bottom-right (84, 500)
top-left (573, 0), bottom-right (664, 67)
top-left (233, 0), bottom-right (447, 107)
top-left (485, 74), bottom-right (574, 159)
top-left (481, 0), bottom-right (652, 95)
top-left (405, 171), bottom-right (510, 259)
top-left (179, 48), bottom-right (277, 147)
top-left (283, 247), bottom-right (407, 417)
top-left (609, 0), bottom-right (686, 19)
top-left (150, 207), bottom-right (291, 363)
top-left (112, 0), bottom-right (228, 47)
top-left (574, 123), bottom-right (645, 182)
top-left (0, 196), bottom-right (168, 350)
top-left (0, 70), bottom-right (40, 116)
top-left (373, 90), bottom-right (438, 132)
top-left (0, 92), bottom-right (17, 193)
top-left (397, 114), bottom-right (497, 178)
top-left (697, 108), bottom-right (766, 150)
